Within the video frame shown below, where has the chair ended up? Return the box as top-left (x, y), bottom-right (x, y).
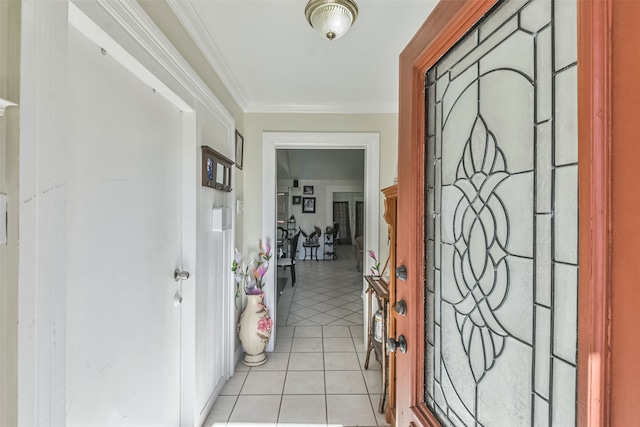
top-left (276, 227), bottom-right (288, 257)
top-left (333, 222), bottom-right (340, 245)
top-left (277, 231), bottom-right (300, 288)
top-left (277, 226), bottom-right (288, 241)
top-left (354, 235), bottom-right (364, 272)
top-left (333, 222), bottom-right (341, 257)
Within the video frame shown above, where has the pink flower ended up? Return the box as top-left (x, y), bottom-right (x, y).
top-left (254, 264), bottom-right (269, 279)
top-left (368, 250), bottom-right (381, 275)
top-left (246, 283), bottom-right (261, 295)
top-left (257, 316), bottom-right (273, 333)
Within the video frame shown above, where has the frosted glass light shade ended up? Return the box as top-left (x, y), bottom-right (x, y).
top-left (305, 0), bottom-right (358, 41)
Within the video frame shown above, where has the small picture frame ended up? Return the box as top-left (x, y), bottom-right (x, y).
top-left (202, 146), bottom-right (233, 192)
top-left (292, 195), bottom-right (302, 205)
top-left (303, 185), bottom-right (314, 195)
top-left (302, 197), bottom-right (316, 213)
top-left (235, 130), bottom-right (244, 170)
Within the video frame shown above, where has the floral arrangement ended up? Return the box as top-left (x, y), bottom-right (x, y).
top-left (368, 249), bottom-right (381, 276)
top-left (232, 240), bottom-right (273, 302)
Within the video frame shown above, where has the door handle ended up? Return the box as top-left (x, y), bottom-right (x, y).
top-left (394, 300), bottom-right (407, 316)
top-left (387, 335), bottom-right (407, 354)
top-left (396, 265), bottom-right (407, 281)
top-left (174, 269), bottom-right (190, 282)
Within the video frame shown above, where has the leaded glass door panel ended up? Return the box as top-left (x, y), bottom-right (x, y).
top-left (423, 0), bottom-right (578, 426)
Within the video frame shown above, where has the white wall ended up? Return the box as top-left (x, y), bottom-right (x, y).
top-left (245, 113), bottom-right (398, 268)
top-left (195, 102), bottom-right (235, 421)
top-left (0, 1), bottom-right (20, 425)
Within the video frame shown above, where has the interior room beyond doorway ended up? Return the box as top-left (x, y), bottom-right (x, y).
top-left (275, 148), bottom-right (365, 295)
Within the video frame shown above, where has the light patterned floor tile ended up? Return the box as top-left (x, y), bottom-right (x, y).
top-left (288, 352), bottom-right (324, 370)
top-left (326, 394), bottom-right (377, 426)
top-left (324, 337), bottom-right (356, 352)
top-left (308, 313), bottom-right (340, 325)
top-left (362, 369), bottom-right (383, 394)
top-left (291, 307), bottom-right (321, 318)
top-left (220, 371), bottom-right (248, 395)
top-left (343, 313), bottom-right (364, 325)
top-left (325, 370), bottom-right (368, 394)
top-left (278, 394), bottom-right (327, 424)
top-left (289, 318), bottom-right (321, 326)
top-left (291, 337), bottom-right (323, 352)
top-left (369, 394), bottom-right (391, 426)
top-left (322, 325), bottom-right (351, 337)
top-left (202, 395), bottom-right (236, 426)
top-left (251, 352), bottom-right (290, 371)
top-left (324, 352), bottom-right (361, 371)
top-left (284, 370), bottom-right (325, 394)
top-left (229, 395), bottom-right (281, 424)
top-left (350, 325), bottom-right (365, 337)
top-left (326, 306), bottom-right (355, 318)
top-left (274, 337), bottom-right (292, 353)
top-left (328, 319), bottom-right (356, 326)
top-left (241, 371), bottom-right (286, 395)
top-left (293, 325), bottom-right (322, 337)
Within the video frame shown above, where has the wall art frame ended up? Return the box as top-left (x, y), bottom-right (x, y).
top-left (302, 197), bottom-right (316, 213)
top-left (202, 145), bottom-right (233, 192)
top-left (235, 130), bottom-right (244, 170)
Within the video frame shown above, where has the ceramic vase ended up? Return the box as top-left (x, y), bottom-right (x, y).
top-left (238, 294), bottom-right (273, 366)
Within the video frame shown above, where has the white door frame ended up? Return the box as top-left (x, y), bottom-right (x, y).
top-left (19, 1), bottom-right (236, 425)
top-left (262, 132), bottom-right (380, 351)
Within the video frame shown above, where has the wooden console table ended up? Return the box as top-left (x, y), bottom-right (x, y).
top-left (363, 274), bottom-right (389, 413)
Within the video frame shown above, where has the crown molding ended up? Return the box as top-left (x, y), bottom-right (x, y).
top-left (74, 0), bottom-right (235, 130)
top-left (166, 0), bottom-right (249, 111)
top-left (245, 101), bottom-right (399, 115)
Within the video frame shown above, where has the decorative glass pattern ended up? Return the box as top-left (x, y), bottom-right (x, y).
top-left (424, 0), bottom-right (578, 426)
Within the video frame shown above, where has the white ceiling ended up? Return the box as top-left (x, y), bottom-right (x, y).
top-left (277, 149), bottom-right (364, 180)
top-left (167, 0), bottom-right (438, 113)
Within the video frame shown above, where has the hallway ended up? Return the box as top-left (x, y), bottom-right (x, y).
top-left (203, 245), bottom-right (389, 426)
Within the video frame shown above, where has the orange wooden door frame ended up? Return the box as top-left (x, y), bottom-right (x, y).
top-left (394, 0), bottom-right (613, 426)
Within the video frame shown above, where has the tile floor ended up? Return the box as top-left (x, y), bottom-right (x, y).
top-left (203, 245), bottom-right (389, 427)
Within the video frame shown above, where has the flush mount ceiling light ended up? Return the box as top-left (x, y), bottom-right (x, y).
top-left (305, 0), bottom-right (358, 41)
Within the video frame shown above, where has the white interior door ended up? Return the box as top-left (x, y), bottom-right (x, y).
top-left (66, 26), bottom-right (183, 425)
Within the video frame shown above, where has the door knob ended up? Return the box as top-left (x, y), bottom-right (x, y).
top-left (394, 300), bottom-right (407, 316)
top-left (387, 335), bottom-right (407, 354)
top-left (396, 265), bottom-right (407, 281)
top-left (174, 269), bottom-right (190, 282)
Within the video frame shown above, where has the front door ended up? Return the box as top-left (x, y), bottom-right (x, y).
top-left (65, 26), bottom-right (183, 425)
top-left (395, 0), bottom-right (579, 425)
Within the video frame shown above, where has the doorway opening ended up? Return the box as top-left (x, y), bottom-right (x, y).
top-left (262, 132), bottom-right (380, 352)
